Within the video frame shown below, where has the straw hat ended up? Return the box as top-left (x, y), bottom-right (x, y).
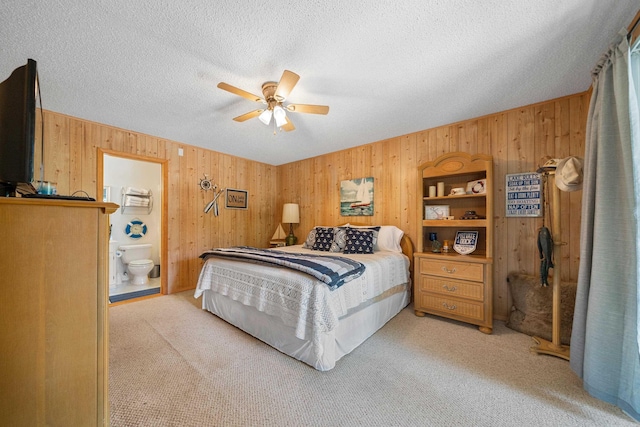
top-left (555, 156), bottom-right (583, 192)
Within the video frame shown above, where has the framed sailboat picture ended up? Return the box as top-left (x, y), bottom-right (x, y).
top-left (340, 177), bottom-right (374, 216)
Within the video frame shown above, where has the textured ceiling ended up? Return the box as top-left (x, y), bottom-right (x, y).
top-left (1, 1), bottom-right (638, 165)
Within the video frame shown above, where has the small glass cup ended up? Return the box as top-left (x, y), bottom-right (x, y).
top-left (429, 232), bottom-right (442, 253)
top-left (36, 181), bottom-right (57, 195)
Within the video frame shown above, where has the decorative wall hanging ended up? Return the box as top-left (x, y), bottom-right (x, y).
top-left (125, 218), bottom-right (147, 239)
top-left (199, 174), bottom-right (225, 216)
top-left (505, 172), bottom-right (542, 217)
top-left (225, 188), bottom-right (248, 209)
top-left (199, 174), bottom-right (213, 191)
top-left (340, 177), bottom-right (374, 216)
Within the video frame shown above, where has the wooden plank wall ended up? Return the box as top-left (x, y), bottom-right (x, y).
top-left (38, 90), bottom-right (588, 319)
top-left (278, 91), bottom-right (589, 320)
top-left (37, 111), bottom-right (278, 294)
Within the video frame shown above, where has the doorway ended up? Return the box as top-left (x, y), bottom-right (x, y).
top-left (98, 149), bottom-right (168, 301)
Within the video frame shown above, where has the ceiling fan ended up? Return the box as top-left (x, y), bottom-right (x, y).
top-left (217, 70), bottom-right (329, 133)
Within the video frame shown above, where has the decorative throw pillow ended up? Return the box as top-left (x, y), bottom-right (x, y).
top-left (302, 227), bottom-right (319, 249)
top-left (329, 227), bottom-right (348, 252)
top-left (346, 226), bottom-right (380, 250)
top-left (312, 227), bottom-right (335, 251)
top-left (343, 229), bottom-right (375, 254)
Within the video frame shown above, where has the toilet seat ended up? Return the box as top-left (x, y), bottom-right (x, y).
top-left (129, 259), bottom-right (153, 266)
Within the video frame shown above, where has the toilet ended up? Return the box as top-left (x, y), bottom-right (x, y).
top-left (117, 243), bottom-right (154, 285)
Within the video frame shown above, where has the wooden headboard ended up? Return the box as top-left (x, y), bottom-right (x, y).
top-left (400, 234), bottom-right (414, 268)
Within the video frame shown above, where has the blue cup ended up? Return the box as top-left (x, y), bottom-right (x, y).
top-left (37, 181), bottom-right (57, 195)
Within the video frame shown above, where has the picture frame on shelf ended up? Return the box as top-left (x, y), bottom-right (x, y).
top-left (425, 205), bottom-right (450, 220)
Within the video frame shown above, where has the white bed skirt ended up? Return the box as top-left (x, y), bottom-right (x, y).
top-left (200, 286), bottom-right (410, 371)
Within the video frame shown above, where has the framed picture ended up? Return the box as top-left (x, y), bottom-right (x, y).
top-left (453, 231), bottom-right (478, 255)
top-left (425, 205), bottom-right (450, 220)
top-left (505, 173), bottom-right (542, 217)
top-left (340, 177), bottom-right (374, 216)
top-left (225, 188), bottom-right (248, 209)
top-left (103, 186), bottom-right (111, 202)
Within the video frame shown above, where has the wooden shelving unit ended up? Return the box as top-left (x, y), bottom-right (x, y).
top-left (414, 152), bottom-right (494, 334)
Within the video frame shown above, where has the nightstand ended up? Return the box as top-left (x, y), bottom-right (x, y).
top-left (270, 239), bottom-right (286, 248)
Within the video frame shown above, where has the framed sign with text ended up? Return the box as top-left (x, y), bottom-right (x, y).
top-left (505, 173), bottom-right (542, 217)
top-left (225, 188), bottom-right (248, 209)
top-left (453, 231), bottom-right (478, 255)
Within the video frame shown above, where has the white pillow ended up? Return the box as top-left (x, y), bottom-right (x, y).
top-left (377, 225), bottom-right (404, 252)
top-left (345, 224), bottom-right (404, 252)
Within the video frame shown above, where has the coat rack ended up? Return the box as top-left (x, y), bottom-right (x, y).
top-left (531, 170), bottom-right (570, 360)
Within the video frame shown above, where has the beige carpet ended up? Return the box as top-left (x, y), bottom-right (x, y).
top-left (109, 292), bottom-right (635, 426)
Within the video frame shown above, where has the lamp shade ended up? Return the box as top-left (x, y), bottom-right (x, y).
top-left (258, 109), bottom-right (272, 125)
top-left (282, 203), bottom-right (299, 224)
top-left (273, 105), bottom-right (287, 127)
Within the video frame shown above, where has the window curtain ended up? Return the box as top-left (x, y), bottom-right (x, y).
top-left (570, 29), bottom-right (640, 421)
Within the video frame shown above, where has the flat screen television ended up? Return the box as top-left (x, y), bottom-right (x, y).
top-left (0, 59), bottom-right (42, 196)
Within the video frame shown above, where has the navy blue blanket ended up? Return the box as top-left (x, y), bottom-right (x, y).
top-left (200, 246), bottom-right (365, 290)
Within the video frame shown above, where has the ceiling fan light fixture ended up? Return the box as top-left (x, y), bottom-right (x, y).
top-left (258, 109), bottom-right (272, 125)
top-left (273, 105), bottom-right (287, 127)
top-left (217, 70), bottom-right (328, 133)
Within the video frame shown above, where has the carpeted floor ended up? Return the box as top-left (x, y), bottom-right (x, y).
top-left (109, 292), bottom-right (635, 426)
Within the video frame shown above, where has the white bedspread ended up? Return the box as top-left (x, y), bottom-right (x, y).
top-left (195, 245), bottom-right (410, 350)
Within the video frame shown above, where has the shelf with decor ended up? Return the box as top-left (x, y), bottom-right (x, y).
top-left (415, 152), bottom-right (494, 334)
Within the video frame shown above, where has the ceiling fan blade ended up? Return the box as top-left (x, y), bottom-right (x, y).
top-left (274, 70), bottom-right (300, 100)
top-left (286, 104), bottom-right (329, 115)
top-left (281, 116), bottom-right (295, 132)
top-left (233, 109), bottom-right (263, 122)
top-left (217, 82), bottom-right (264, 103)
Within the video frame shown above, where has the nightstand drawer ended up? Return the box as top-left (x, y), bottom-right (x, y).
top-left (418, 276), bottom-right (484, 301)
top-left (418, 294), bottom-right (485, 322)
top-left (418, 258), bottom-right (484, 282)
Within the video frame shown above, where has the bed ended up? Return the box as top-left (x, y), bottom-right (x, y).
top-left (194, 224), bottom-right (413, 371)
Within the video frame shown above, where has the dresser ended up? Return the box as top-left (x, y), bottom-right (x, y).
top-left (414, 152), bottom-right (493, 334)
top-left (0, 197), bottom-right (117, 426)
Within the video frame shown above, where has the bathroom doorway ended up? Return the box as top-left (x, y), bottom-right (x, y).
top-left (98, 149), bottom-right (168, 302)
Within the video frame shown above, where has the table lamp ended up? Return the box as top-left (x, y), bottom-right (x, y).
top-left (282, 203), bottom-right (300, 246)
